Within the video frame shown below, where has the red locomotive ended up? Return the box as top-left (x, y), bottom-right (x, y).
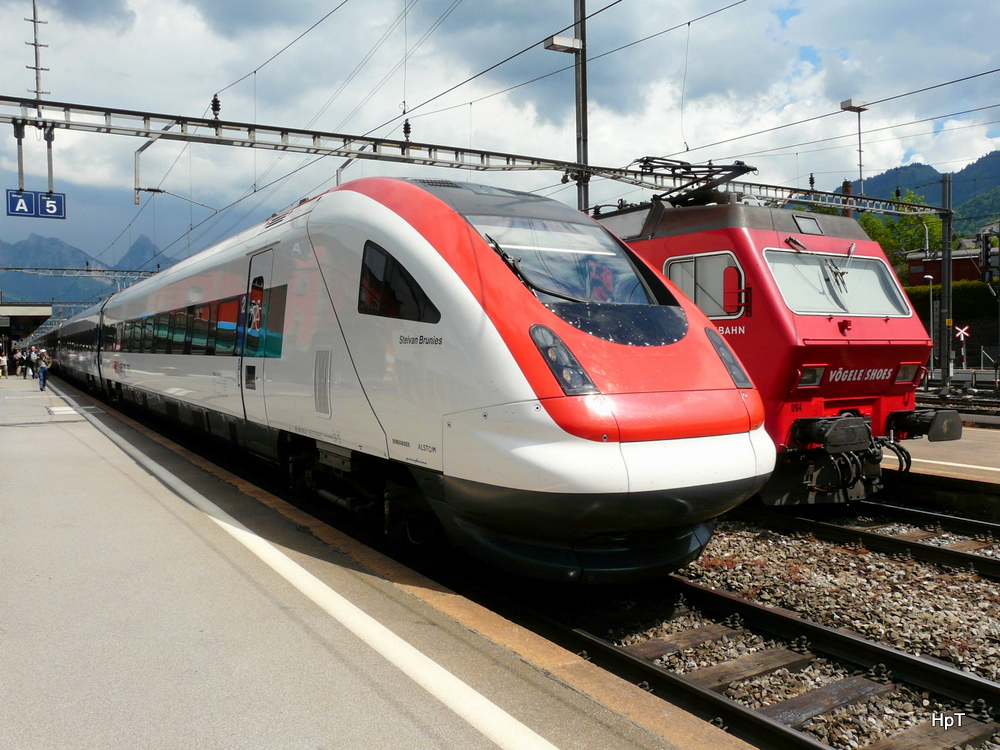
top-left (599, 195), bottom-right (962, 505)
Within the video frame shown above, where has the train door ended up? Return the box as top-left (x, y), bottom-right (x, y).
top-left (241, 250), bottom-right (273, 448)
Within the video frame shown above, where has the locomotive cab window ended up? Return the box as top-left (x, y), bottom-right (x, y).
top-left (359, 241), bottom-right (441, 323)
top-left (665, 252), bottom-right (745, 319)
top-left (765, 249), bottom-right (910, 316)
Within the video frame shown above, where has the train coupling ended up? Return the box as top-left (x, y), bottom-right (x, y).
top-left (886, 409), bottom-right (963, 442)
top-left (790, 415), bottom-right (871, 454)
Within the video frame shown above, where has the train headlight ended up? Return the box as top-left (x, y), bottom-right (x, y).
top-left (796, 366), bottom-right (826, 388)
top-left (705, 328), bottom-right (753, 389)
top-left (529, 325), bottom-right (599, 396)
top-left (895, 363), bottom-right (921, 383)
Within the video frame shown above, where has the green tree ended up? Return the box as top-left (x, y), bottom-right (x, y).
top-left (858, 189), bottom-right (943, 281)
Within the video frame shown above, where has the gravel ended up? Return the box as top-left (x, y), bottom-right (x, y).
top-left (614, 521), bottom-right (1000, 748)
top-left (679, 521), bottom-right (1000, 682)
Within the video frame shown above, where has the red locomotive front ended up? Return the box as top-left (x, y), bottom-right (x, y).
top-left (600, 201), bottom-right (961, 504)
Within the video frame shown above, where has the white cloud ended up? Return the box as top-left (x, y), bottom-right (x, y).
top-left (0, 0), bottom-right (997, 273)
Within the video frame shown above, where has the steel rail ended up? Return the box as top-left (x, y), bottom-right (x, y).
top-left (857, 500), bottom-right (1000, 538)
top-left (670, 575), bottom-right (1000, 710)
top-left (568, 626), bottom-right (832, 750)
top-left (562, 573), bottom-right (999, 749)
top-left (732, 506), bottom-right (1000, 580)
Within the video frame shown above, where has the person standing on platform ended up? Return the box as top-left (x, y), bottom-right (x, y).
top-left (12, 349), bottom-right (21, 376)
top-left (29, 346), bottom-right (39, 379)
top-left (38, 350), bottom-right (50, 391)
top-left (0, 351), bottom-right (7, 378)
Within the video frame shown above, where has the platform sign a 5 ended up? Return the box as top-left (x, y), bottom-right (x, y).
top-left (6, 189), bottom-right (66, 219)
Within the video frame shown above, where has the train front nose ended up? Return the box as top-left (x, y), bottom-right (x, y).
top-left (618, 425), bottom-right (774, 526)
top-left (436, 400), bottom-right (774, 583)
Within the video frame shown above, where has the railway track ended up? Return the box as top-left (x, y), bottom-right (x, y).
top-left (916, 392), bottom-right (1000, 417)
top-left (549, 576), bottom-right (999, 750)
top-left (730, 502), bottom-right (1000, 580)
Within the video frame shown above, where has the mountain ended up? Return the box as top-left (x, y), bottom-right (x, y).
top-left (115, 234), bottom-right (170, 273)
top-left (836, 150), bottom-right (1000, 234)
top-left (0, 234), bottom-right (174, 305)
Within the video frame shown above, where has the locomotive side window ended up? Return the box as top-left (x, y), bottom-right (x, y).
top-left (359, 241), bottom-right (441, 323)
top-left (665, 252), bottom-right (744, 319)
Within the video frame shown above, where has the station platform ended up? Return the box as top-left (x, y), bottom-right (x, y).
top-left (0, 374), bottom-right (749, 750)
top-left (895, 417), bottom-right (1000, 485)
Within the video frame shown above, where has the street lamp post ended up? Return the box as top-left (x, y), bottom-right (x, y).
top-left (924, 274), bottom-right (935, 377)
top-left (544, 0), bottom-right (589, 212)
top-left (841, 99), bottom-right (869, 195)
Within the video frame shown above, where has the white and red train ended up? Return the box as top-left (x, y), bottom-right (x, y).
top-left (43, 177), bottom-right (775, 583)
top-left (598, 199), bottom-right (962, 505)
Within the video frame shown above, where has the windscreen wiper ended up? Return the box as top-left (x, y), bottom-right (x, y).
top-left (485, 234), bottom-right (590, 304)
top-left (823, 256), bottom-right (849, 294)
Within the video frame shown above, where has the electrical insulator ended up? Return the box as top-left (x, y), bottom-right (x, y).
top-left (211, 95), bottom-right (221, 120)
top-left (403, 119), bottom-right (411, 142)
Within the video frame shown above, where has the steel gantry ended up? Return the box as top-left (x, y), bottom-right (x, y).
top-left (1, 267), bottom-right (157, 293)
top-left (0, 94), bottom-right (944, 218)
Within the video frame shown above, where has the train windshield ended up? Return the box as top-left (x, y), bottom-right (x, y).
top-left (469, 214), bottom-right (688, 346)
top-left (469, 214), bottom-right (654, 304)
top-left (764, 249), bottom-right (910, 316)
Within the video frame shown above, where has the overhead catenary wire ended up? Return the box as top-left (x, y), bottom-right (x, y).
top-left (658, 66), bottom-right (1000, 159)
top-left (214, 1), bottom-right (353, 98)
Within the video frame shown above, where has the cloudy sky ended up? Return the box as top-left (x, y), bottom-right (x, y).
top-left (1, 0), bottom-right (998, 285)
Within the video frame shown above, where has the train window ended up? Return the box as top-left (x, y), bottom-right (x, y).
top-left (359, 241), bottom-right (441, 323)
top-left (665, 253), bottom-right (743, 318)
top-left (765, 249), bottom-right (910, 316)
top-left (171, 310), bottom-right (189, 353)
top-left (205, 300), bottom-right (219, 355)
top-left (216, 298), bottom-right (240, 355)
top-left (190, 305), bottom-right (210, 354)
top-left (245, 276), bottom-right (265, 357)
top-left (154, 312), bottom-right (171, 354)
top-left (103, 323), bottom-right (116, 352)
top-left (142, 316), bottom-right (155, 353)
top-left (129, 319), bottom-right (141, 352)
